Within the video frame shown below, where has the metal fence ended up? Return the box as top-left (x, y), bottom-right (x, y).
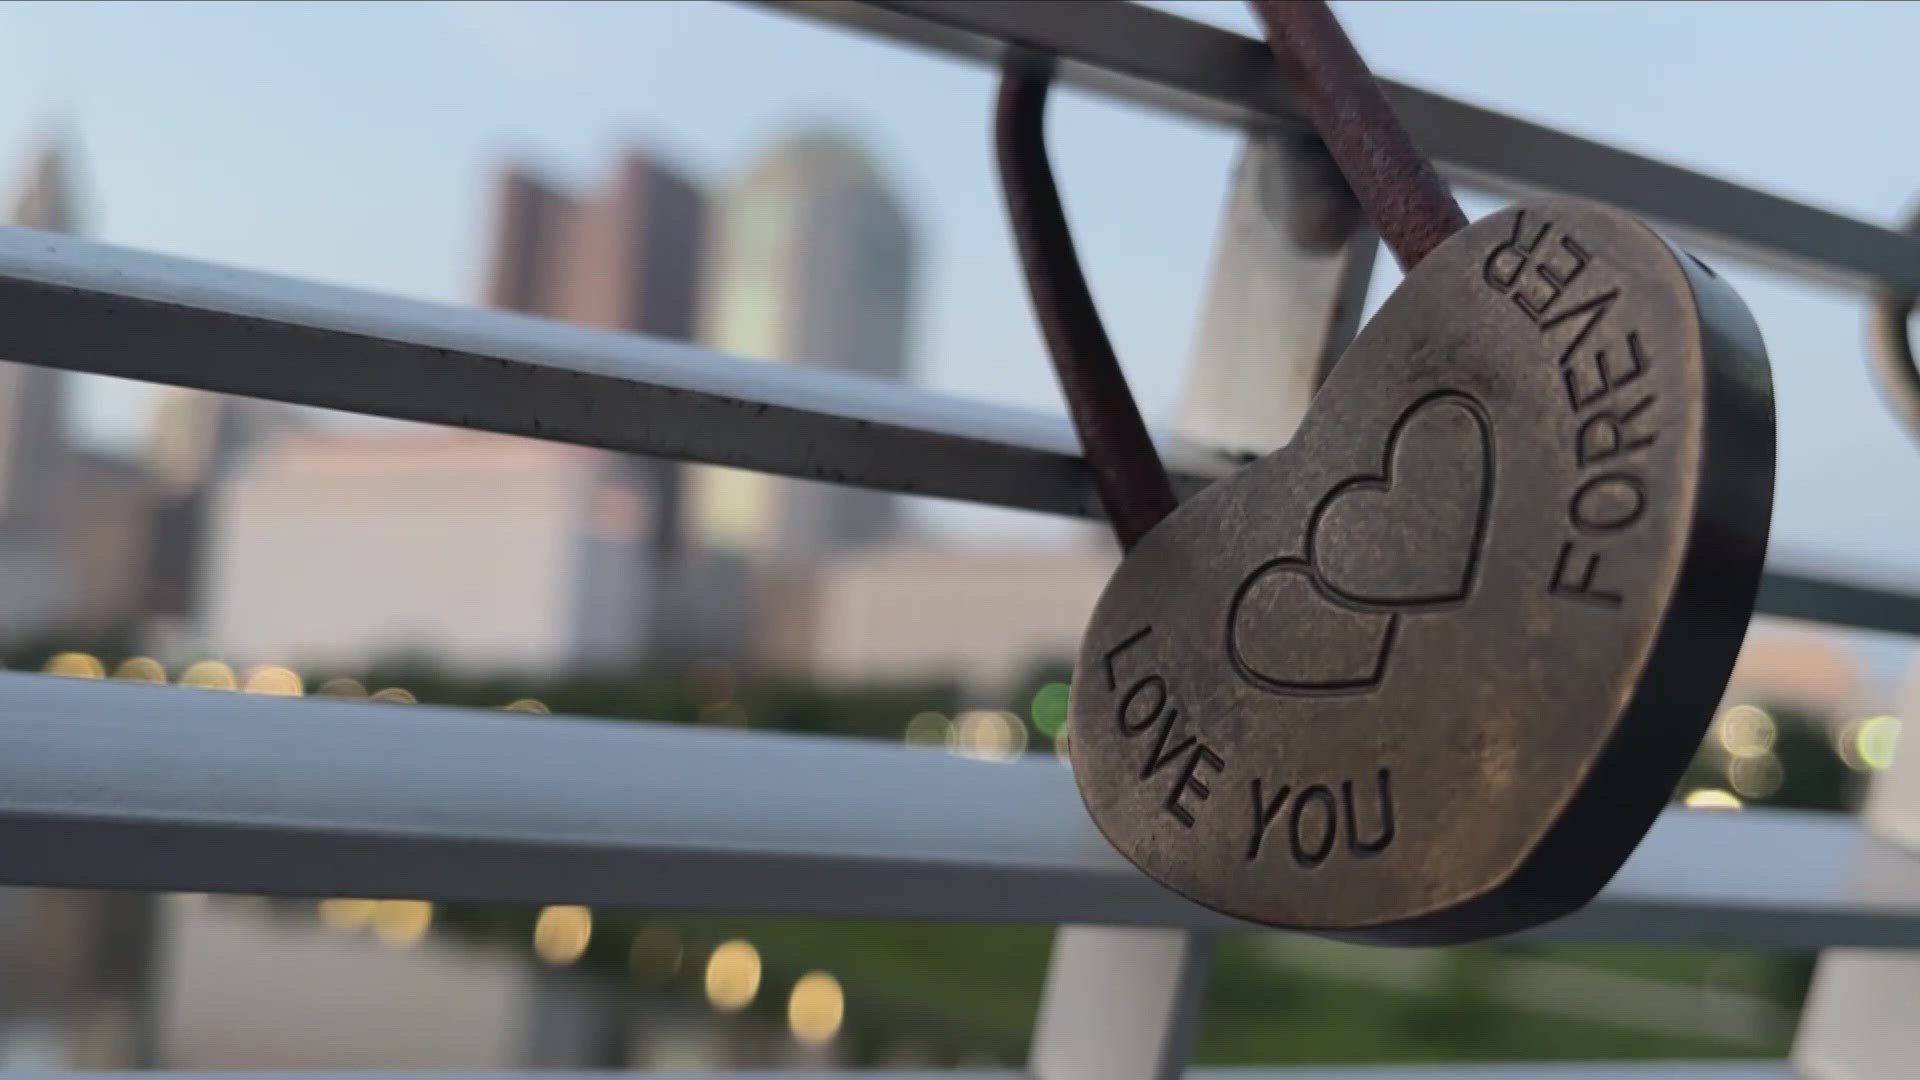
top-left (1, 2), bottom-right (1916, 1078)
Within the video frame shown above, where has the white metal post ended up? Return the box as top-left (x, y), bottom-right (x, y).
top-left (1793, 656), bottom-right (1920, 1080)
top-left (1028, 130), bottom-right (1376, 1080)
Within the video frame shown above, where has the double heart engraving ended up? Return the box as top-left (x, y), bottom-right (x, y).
top-left (1226, 391), bottom-right (1493, 697)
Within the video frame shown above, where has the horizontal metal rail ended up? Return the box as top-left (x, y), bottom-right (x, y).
top-left (22, 1060), bottom-right (1797, 1068)
top-left (760, 1), bottom-right (1920, 292)
top-left (0, 671), bottom-right (1914, 951)
top-left (0, 228), bottom-right (1911, 638)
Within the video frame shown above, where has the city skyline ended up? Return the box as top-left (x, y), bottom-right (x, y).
top-left (3, 3), bottom-right (1920, 572)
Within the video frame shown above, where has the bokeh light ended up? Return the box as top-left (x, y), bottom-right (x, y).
top-left (112, 656), bottom-right (167, 683)
top-left (533, 905), bottom-right (593, 966)
top-left (1856, 714), bottom-right (1902, 772)
top-left (787, 971), bottom-right (845, 1045)
top-left (951, 709), bottom-right (1028, 762)
top-left (318, 898), bottom-right (376, 931)
top-left (243, 665), bottom-right (304, 696)
top-left (1715, 704), bottom-right (1776, 758)
top-left (371, 900), bottom-right (433, 948)
top-left (1683, 787), bottom-right (1742, 810)
top-left (503, 698), bottom-right (550, 714)
top-left (317, 677), bottom-right (368, 698)
top-left (43, 652), bottom-right (103, 679)
top-left (370, 687), bottom-right (417, 704)
top-left (1728, 753), bottom-right (1784, 799)
top-left (178, 660), bottom-right (238, 691)
top-left (1030, 682), bottom-right (1071, 738)
top-left (704, 939), bottom-right (762, 1013)
top-left (902, 711), bottom-right (951, 748)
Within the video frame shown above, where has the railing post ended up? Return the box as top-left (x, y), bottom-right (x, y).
top-left (1793, 655), bottom-right (1920, 1079)
top-left (1028, 129), bottom-right (1375, 1080)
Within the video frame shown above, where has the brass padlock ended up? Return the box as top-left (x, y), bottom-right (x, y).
top-left (1069, 198), bottom-right (1774, 944)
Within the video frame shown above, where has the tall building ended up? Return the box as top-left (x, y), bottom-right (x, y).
top-left (483, 153), bottom-right (706, 558)
top-left (691, 130), bottom-right (917, 560)
top-left (480, 152), bottom-right (738, 659)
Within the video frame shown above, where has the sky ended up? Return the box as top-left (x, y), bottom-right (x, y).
top-left (5, 1), bottom-right (1920, 585)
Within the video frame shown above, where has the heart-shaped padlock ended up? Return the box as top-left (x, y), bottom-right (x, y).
top-left (1068, 197), bottom-right (1774, 945)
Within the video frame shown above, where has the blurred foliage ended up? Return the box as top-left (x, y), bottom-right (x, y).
top-left (20, 644), bottom-right (1865, 1065)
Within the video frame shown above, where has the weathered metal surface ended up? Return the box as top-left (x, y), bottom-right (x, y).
top-left (995, 62), bottom-right (1178, 547)
top-left (1069, 199), bottom-right (1776, 944)
top-left (1248, 0), bottom-right (1465, 270)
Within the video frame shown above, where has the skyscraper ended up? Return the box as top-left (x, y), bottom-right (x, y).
top-left (483, 152), bottom-right (707, 556)
top-left (690, 129), bottom-right (917, 560)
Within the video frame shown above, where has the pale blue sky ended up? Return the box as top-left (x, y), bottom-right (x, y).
top-left (4, 1), bottom-right (1920, 581)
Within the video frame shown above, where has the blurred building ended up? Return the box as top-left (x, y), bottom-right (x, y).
top-left (757, 543), bottom-right (1114, 692)
top-left (0, 131), bottom-right (84, 641)
top-left (481, 152), bottom-right (739, 659)
top-left (690, 130), bottom-right (917, 561)
top-left (144, 388), bottom-right (308, 620)
top-left (485, 152), bottom-right (705, 555)
top-left (0, 133), bottom-right (75, 534)
top-left (201, 431), bottom-right (664, 674)
top-left (0, 129), bottom-right (164, 642)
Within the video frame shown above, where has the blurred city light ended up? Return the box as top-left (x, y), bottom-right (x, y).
top-left (1856, 714), bottom-right (1902, 772)
top-left (1728, 753), bottom-right (1785, 799)
top-left (704, 939), bottom-right (762, 1013)
top-left (1030, 681), bottom-right (1070, 738)
top-left (317, 677), bottom-right (369, 698)
top-left (902, 710), bottom-right (951, 748)
top-left (533, 905), bottom-right (594, 967)
top-left (179, 660), bottom-right (238, 690)
top-left (43, 652), bottom-right (103, 679)
top-left (243, 665), bottom-right (304, 696)
top-left (1715, 704), bottom-right (1777, 758)
top-left (370, 900), bottom-right (433, 948)
top-left (111, 656), bottom-right (167, 683)
top-left (317, 898), bottom-right (376, 932)
top-left (951, 709), bottom-right (1027, 762)
top-left (1683, 788), bottom-right (1743, 810)
top-left (787, 971), bottom-right (845, 1045)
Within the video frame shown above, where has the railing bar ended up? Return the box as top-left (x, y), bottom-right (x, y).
top-left (0, 230), bottom-right (1915, 638)
top-left (756, 0), bottom-right (1920, 292)
top-left (11, 1066), bottom-right (1797, 1079)
top-left (0, 227), bottom-right (1232, 520)
top-left (0, 672), bottom-right (1915, 951)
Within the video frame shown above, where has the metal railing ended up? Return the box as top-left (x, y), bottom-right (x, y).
top-left (3, 3), bottom-right (1918, 1078)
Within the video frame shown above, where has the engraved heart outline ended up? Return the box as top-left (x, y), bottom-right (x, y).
top-left (1226, 559), bottom-right (1401, 696)
top-left (1223, 391), bottom-right (1493, 697)
top-left (1306, 390), bottom-right (1494, 612)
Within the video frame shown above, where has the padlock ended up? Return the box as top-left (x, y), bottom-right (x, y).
top-left (1067, 197), bottom-right (1774, 945)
